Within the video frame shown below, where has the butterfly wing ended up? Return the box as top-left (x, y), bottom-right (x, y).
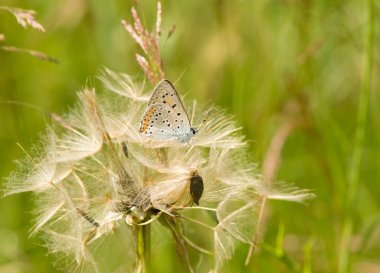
top-left (139, 103), bottom-right (190, 140)
top-left (148, 80), bottom-right (191, 133)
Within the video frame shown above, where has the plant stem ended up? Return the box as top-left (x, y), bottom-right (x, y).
top-left (338, 0), bottom-right (374, 272)
top-left (245, 195), bottom-right (267, 265)
top-left (135, 224), bottom-right (151, 273)
top-left (245, 121), bottom-right (295, 265)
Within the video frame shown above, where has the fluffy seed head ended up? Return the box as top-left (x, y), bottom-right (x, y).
top-left (5, 69), bottom-right (313, 272)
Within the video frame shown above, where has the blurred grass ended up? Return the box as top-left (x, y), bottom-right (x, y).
top-left (0, 0), bottom-right (379, 272)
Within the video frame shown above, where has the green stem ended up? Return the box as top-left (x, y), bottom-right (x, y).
top-left (135, 224), bottom-right (151, 273)
top-left (338, 0), bottom-right (374, 272)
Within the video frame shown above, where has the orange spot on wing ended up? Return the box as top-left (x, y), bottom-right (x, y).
top-left (140, 107), bottom-right (156, 133)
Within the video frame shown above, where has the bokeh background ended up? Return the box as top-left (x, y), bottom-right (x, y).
top-left (0, 0), bottom-right (379, 272)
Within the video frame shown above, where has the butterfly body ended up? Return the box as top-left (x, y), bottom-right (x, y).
top-left (140, 80), bottom-right (197, 143)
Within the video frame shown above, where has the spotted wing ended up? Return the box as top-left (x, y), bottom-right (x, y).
top-left (148, 79), bottom-right (191, 131)
top-left (139, 103), bottom-right (190, 140)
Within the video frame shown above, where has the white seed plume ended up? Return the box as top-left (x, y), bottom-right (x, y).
top-left (5, 69), bottom-right (313, 272)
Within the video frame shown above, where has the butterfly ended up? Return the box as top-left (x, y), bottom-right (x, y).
top-left (139, 79), bottom-right (197, 142)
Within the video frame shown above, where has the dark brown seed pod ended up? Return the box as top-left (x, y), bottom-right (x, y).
top-left (189, 172), bottom-right (204, 205)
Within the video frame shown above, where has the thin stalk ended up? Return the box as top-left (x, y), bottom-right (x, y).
top-left (245, 195), bottom-right (267, 265)
top-left (135, 224), bottom-right (151, 273)
top-left (245, 121), bottom-right (295, 265)
top-left (338, 0), bottom-right (374, 272)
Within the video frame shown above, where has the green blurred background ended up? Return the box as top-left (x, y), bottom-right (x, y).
top-left (0, 0), bottom-right (379, 272)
